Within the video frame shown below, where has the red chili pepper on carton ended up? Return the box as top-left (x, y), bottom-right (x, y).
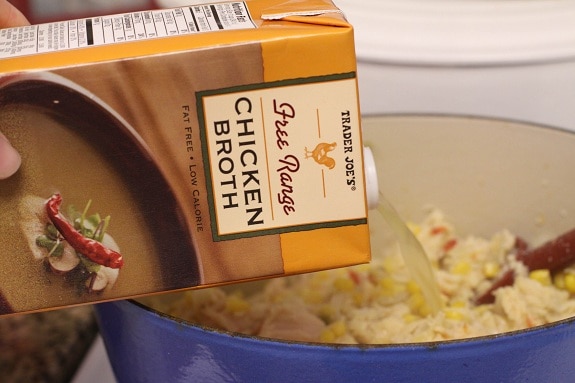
top-left (45, 193), bottom-right (124, 269)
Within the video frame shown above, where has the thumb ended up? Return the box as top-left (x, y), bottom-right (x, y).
top-left (0, 0), bottom-right (30, 29)
top-left (0, 133), bottom-right (21, 179)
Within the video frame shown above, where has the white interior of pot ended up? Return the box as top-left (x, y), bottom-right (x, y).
top-left (363, 115), bottom-right (575, 247)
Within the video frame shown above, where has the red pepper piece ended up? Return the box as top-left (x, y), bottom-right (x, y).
top-left (431, 226), bottom-right (448, 235)
top-left (348, 269), bottom-right (361, 285)
top-left (45, 194), bottom-right (124, 269)
top-left (443, 239), bottom-right (458, 252)
top-left (475, 229), bottom-right (575, 305)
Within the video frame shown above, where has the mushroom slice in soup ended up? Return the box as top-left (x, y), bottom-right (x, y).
top-left (18, 194), bottom-right (121, 293)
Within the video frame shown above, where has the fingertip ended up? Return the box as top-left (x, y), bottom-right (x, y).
top-left (0, 0), bottom-right (31, 29)
top-left (0, 134), bottom-right (22, 179)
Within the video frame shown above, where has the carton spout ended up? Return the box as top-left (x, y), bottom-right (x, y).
top-left (363, 146), bottom-right (379, 210)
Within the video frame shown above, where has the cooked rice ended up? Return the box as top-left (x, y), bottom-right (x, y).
top-left (146, 209), bottom-right (575, 344)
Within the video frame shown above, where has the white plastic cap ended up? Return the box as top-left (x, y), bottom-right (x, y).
top-left (363, 146), bottom-right (379, 210)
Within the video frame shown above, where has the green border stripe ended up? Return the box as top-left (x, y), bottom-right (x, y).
top-left (215, 218), bottom-right (368, 241)
top-left (197, 72), bottom-right (358, 242)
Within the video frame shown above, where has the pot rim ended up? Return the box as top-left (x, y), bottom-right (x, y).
top-left (124, 298), bottom-right (575, 350)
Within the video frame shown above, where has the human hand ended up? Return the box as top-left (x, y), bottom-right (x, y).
top-left (0, 0), bottom-right (29, 179)
top-left (0, 0), bottom-right (30, 29)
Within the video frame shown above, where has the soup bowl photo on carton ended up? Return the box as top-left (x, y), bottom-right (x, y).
top-left (0, 72), bottom-right (198, 314)
top-left (94, 114), bottom-right (575, 382)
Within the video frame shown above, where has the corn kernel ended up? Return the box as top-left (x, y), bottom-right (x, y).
top-left (270, 291), bottom-right (286, 304)
top-left (450, 300), bottom-right (467, 309)
top-left (406, 280), bottom-right (421, 294)
top-left (451, 261), bottom-right (471, 275)
top-left (376, 287), bottom-right (395, 298)
top-left (474, 304), bottom-right (490, 314)
top-left (554, 272), bottom-right (566, 290)
top-left (418, 303), bottom-right (432, 317)
top-left (334, 277), bottom-right (355, 292)
top-left (409, 293), bottom-right (425, 313)
top-left (565, 273), bottom-right (575, 294)
top-left (444, 309), bottom-right (465, 321)
top-left (482, 262), bottom-right (500, 279)
top-left (313, 271), bottom-right (330, 282)
top-left (302, 290), bottom-right (323, 304)
top-left (379, 277), bottom-right (396, 291)
top-left (353, 292), bottom-right (365, 306)
top-left (355, 264), bottom-right (371, 272)
top-left (406, 222), bottom-right (421, 236)
top-left (403, 313), bottom-right (418, 323)
top-left (379, 279), bottom-right (405, 298)
top-left (335, 268), bottom-right (347, 276)
top-left (529, 269), bottom-right (552, 286)
top-left (225, 295), bottom-right (250, 313)
top-left (320, 328), bottom-right (336, 343)
top-left (412, 334), bottom-right (429, 343)
top-left (382, 256), bottom-right (399, 273)
top-left (318, 305), bottom-right (335, 322)
top-left (330, 321), bottom-right (347, 337)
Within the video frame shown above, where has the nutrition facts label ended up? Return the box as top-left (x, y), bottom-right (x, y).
top-left (0, 2), bottom-right (255, 59)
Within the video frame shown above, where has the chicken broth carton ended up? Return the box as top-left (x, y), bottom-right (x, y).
top-left (0, 0), bottom-right (372, 315)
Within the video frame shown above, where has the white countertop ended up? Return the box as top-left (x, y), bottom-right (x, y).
top-left (72, 336), bottom-right (116, 383)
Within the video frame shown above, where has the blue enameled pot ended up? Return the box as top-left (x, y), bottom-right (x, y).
top-left (96, 116), bottom-right (575, 382)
